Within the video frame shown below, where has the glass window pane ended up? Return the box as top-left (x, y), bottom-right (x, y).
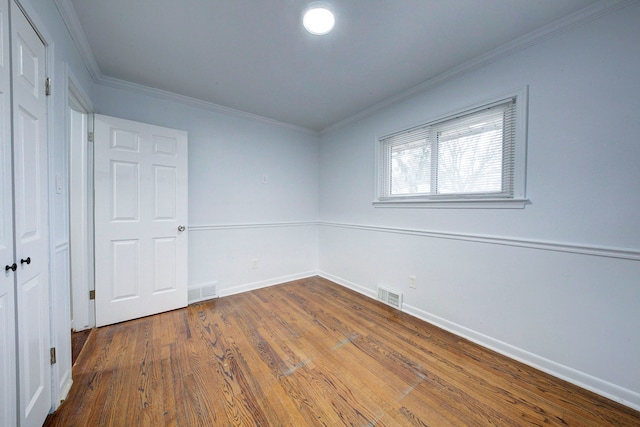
top-left (437, 125), bottom-right (503, 195)
top-left (377, 95), bottom-right (520, 204)
top-left (391, 140), bottom-right (431, 195)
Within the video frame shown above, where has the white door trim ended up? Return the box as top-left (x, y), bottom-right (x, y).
top-left (67, 70), bottom-right (94, 331)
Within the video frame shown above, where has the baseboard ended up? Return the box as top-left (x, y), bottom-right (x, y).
top-left (58, 377), bottom-right (73, 406)
top-left (317, 271), bottom-right (640, 411)
top-left (402, 303), bottom-right (640, 411)
top-left (318, 271), bottom-right (377, 299)
top-left (217, 271), bottom-right (319, 298)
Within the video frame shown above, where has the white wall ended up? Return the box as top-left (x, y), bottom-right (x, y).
top-left (95, 84), bottom-right (320, 296)
top-left (318, 3), bottom-right (640, 410)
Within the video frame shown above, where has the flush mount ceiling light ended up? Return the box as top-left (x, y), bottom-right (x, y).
top-left (303, 2), bottom-right (335, 35)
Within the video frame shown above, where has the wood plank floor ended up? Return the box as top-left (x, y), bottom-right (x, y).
top-left (71, 329), bottom-right (92, 365)
top-left (45, 277), bottom-right (640, 426)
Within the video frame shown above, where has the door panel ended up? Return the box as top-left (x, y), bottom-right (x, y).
top-left (111, 128), bottom-right (139, 151)
top-left (153, 135), bottom-right (177, 155)
top-left (112, 161), bottom-right (139, 220)
top-left (112, 239), bottom-right (140, 300)
top-left (19, 274), bottom-right (46, 413)
top-left (11, 2), bottom-right (50, 426)
top-left (95, 115), bottom-right (188, 327)
top-left (16, 34), bottom-right (39, 99)
top-left (153, 237), bottom-right (176, 293)
top-left (154, 165), bottom-right (176, 219)
top-left (15, 107), bottom-right (41, 241)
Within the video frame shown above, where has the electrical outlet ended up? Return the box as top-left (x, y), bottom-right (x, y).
top-left (262, 175), bottom-right (268, 184)
top-left (251, 259), bottom-right (259, 269)
top-left (408, 275), bottom-right (416, 289)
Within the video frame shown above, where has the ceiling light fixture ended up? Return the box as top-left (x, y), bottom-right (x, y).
top-left (303, 2), bottom-right (335, 35)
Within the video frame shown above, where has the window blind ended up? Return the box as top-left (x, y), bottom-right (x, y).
top-left (379, 97), bottom-right (517, 199)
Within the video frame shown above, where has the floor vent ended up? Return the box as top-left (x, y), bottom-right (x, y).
top-left (188, 282), bottom-right (218, 304)
top-left (377, 285), bottom-right (403, 309)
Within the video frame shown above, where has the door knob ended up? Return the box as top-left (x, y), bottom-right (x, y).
top-left (5, 263), bottom-right (17, 272)
top-left (20, 257), bottom-right (31, 265)
top-left (178, 225), bottom-right (186, 232)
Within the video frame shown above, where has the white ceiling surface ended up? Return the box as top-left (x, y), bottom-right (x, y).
top-left (69, 0), bottom-right (601, 132)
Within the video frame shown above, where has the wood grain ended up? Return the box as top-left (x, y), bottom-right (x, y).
top-left (44, 276), bottom-right (640, 426)
top-left (71, 329), bottom-right (92, 365)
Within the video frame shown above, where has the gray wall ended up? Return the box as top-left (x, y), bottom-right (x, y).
top-left (318, 2), bottom-right (640, 409)
top-left (95, 84), bottom-right (321, 296)
top-left (39, 0), bottom-right (640, 412)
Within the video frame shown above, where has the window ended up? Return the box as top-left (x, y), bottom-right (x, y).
top-left (375, 88), bottom-right (528, 208)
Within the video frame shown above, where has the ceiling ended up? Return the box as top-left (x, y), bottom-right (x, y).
top-left (67, 0), bottom-right (600, 132)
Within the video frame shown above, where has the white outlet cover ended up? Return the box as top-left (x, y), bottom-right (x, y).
top-left (409, 275), bottom-right (417, 289)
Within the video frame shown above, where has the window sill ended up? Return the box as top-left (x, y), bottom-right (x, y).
top-left (372, 198), bottom-right (530, 209)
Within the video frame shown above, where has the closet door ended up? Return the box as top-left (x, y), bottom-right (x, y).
top-left (0, 1), bottom-right (16, 425)
top-left (11, 1), bottom-right (51, 426)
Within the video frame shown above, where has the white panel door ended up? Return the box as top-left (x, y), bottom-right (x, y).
top-left (94, 115), bottom-right (188, 327)
top-left (0, 1), bottom-right (16, 426)
top-left (11, 2), bottom-right (51, 426)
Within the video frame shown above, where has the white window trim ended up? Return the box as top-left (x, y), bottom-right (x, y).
top-left (373, 86), bottom-right (529, 209)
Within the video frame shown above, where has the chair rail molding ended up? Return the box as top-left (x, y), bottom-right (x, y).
top-left (319, 222), bottom-right (640, 262)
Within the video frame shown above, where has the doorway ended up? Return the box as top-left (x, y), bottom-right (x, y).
top-left (68, 79), bottom-right (94, 331)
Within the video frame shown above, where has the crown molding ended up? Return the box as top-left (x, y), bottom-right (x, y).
top-left (321, 0), bottom-right (638, 134)
top-left (95, 75), bottom-right (319, 136)
top-left (53, 0), bottom-right (102, 81)
top-left (55, 0), bottom-right (635, 137)
top-left (53, 0), bottom-right (319, 136)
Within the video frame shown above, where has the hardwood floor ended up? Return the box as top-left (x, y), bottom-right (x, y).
top-left (45, 277), bottom-right (640, 426)
top-left (71, 329), bottom-right (92, 365)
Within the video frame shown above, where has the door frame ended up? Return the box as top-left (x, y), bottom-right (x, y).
top-left (67, 69), bottom-right (94, 331)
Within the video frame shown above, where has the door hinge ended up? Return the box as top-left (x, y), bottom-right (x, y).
top-left (89, 290), bottom-right (95, 300)
top-left (88, 131), bottom-right (94, 142)
top-left (50, 347), bottom-right (56, 365)
top-left (45, 77), bottom-right (51, 96)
